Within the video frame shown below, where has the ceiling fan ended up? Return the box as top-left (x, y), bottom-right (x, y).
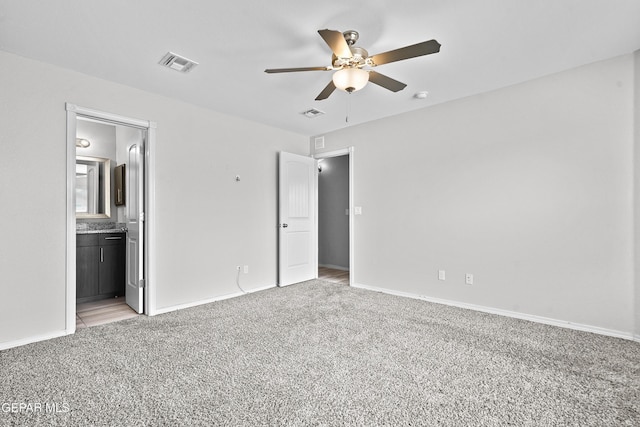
top-left (265, 29), bottom-right (441, 101)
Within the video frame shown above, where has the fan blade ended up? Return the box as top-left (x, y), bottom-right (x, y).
top-left (265, 66), bottom-right (330, 73)
top-left (369, 39), bottom-right (441, 66)
top-left (315, 81), bottom-right (336, 100)
top-left (318, 29), bottom-right (353, 59)
top-left (368, 71), bottom-right (407, 92)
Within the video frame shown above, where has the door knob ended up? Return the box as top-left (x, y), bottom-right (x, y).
top-left (281, 223), bottom-right (288, 228)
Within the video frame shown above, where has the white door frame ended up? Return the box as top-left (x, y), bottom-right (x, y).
top-left (65, 103), bottom-right (157, 334)
top-left (313, 147), bottom-right (355, 286)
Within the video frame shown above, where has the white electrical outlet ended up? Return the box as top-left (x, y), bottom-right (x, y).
top-left (438, 270), bottom-right (446, 281)
top-left (465, 273), bottom-right (473, 285)
top-left (243, 265), bottom-right (249, 274)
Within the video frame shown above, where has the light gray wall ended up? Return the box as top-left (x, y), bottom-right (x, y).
top-left (318, 155), bottom-right (349, 269)
top-left (76, 119), bottom-right (116, 160)
top-left (313, 54), bottom-right (636, 335)
top-left (0, 50), bottom-right (308, 346)
top-left (635, 49), bottom-right (640, 341)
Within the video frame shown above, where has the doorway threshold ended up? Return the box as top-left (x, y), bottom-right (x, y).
top-left (318, 266), bottom-right (350, 286)
top-left (76, 298), bottom-right (138, 329)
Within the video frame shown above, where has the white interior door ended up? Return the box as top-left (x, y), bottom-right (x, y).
top-left (126, 141), bottom-right (144, 313)
top-left (279, 152), bottom-right (317, 286)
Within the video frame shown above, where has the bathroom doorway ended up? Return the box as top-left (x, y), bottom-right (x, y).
top-left (66, 104), bottom-right (156, 333)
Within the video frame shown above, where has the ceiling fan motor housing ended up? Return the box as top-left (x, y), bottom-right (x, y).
top-left (342, 30), bottom-right (359, 45)
top-left (332, 46), bottom-right (369, 69)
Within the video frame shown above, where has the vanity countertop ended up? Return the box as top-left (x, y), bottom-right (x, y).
top-left (76, 222), bottom-right (127, 235)
top-left (77, 228), bottom-right (127, 235)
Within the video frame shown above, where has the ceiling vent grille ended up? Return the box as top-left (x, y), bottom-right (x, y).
top-left (159, 52), bottom-right (199, 73)
top-left (302, 108), bottom-right (325, 118)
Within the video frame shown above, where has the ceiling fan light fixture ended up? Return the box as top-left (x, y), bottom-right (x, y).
top-left (332, 68), bottom-right (369, 93)
top-left (265, 29), bottom-right (441, 100)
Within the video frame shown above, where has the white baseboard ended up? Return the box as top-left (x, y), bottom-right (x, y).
top-left (352, 282), bottom-right (637, 342)
top-left (319, 264), bottom-right (349, 271)
top-left (634, 334), bottom-right (640, 343)
top-left (151, 283), bottom-right (276, 316)
top-left (0, 330), bottom-right (70, 351)
top-left (2, 284), bottom-right (277, 350)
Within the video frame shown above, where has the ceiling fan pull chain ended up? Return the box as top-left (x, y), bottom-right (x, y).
top-left (346, 94), bottom-right (351, 123)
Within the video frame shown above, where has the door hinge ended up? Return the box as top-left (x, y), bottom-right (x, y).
top-left (140, 212), bottom-right (145, 222)
top-left (139, 279), bottom-right (146, 289)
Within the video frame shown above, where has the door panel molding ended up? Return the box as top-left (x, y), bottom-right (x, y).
top-left (125, 143), bottom-right (144, 313)
top-left (278, 152), bottom-right (317, 286)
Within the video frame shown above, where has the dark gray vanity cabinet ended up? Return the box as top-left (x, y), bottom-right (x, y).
top-left (76, 242), bottom-right (99, 299)
top-left (76, 232), bottom-right (126, 303)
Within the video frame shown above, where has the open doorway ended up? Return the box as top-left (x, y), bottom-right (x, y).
top-left (66, 104), bottom-right (156, 333)
top-left (315, 147), bottom-right (354, 286)
top-left (75, 117), bottom-right (143, 327)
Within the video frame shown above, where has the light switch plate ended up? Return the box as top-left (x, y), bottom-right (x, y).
top-left (354, 207), bottom-right (362, 215)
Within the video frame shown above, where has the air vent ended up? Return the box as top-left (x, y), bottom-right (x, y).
top-left (314, 137), bottom-right (325, 149)
top-left (302, 108), bottom-right (325, 118)
top-left (159, 52), bottom-right (199, 73)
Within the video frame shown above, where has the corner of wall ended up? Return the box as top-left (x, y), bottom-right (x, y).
top-left (634, 49), bottom-right (640, 339)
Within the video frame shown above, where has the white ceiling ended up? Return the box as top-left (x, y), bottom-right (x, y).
top-left (1, 0), bottom-right (639, 137)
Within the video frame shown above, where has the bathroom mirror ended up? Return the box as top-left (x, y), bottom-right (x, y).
top-left (76, 156), bottom-right (111, 218)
